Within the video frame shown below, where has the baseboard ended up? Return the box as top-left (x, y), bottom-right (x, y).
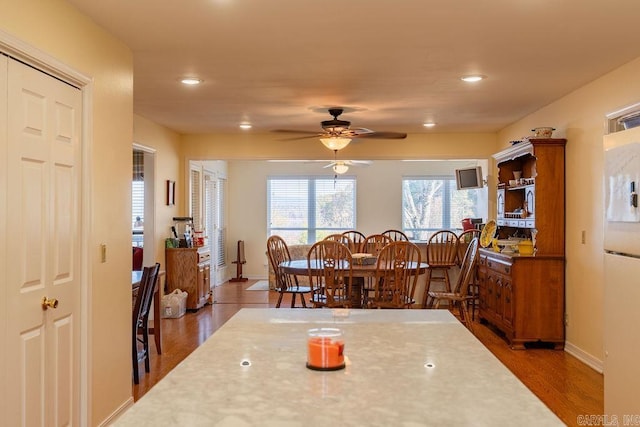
top-left (564, 340), bottom-right (604, 374)
top-left (98, 396), bottom-right (134, 426)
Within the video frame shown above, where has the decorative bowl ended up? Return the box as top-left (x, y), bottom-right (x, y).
top-left (532, 127), bottom-right (555, 138)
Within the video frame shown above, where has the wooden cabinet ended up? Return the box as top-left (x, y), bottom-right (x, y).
top-left (478, 251), bottom-right (565, 349)
top-left (479, 138), bottom-right (566, 349)
top-left (166, 247), bottom-right (211, 310)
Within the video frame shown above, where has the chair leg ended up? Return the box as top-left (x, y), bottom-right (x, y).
top-left (132, 334), bottom-right (139, 384)
top-left (300, 293), bottom-right (307, 308)
top-left (276, 292), bottom-right (284, 308)
top-left (143, 327), bottom-right (150, 373)
top-left (443, 269), bottom-right (451, 292)
top-left (459, 301), bottom-right (474, 334)
top-left (290, 293), bottom-right (296, 308)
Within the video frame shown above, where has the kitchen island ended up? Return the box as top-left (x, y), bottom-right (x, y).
top-left (114, 308), bottom-right (562, 426)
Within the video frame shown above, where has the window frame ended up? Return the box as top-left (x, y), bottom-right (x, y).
top-left (402, 175), bottom-right (482, 241)
top-left (267, 175), bottom-right (357, 244)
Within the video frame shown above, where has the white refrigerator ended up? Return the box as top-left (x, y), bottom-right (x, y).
top-left (603, 125), bottom-right (640, 418)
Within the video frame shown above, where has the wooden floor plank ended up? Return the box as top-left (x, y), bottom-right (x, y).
top-left (133, 280), bottom-right (603, 426)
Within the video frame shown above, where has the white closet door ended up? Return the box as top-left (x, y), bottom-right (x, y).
top-left (3, 57), bottom-right (82, 427)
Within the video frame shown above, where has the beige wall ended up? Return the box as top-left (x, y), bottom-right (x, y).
top-left (133, 114), bottom-right (183, 267)
top-left (498, 56), bottom-right (640, 367)
top-left (1, 0), bottom-right (134, 425)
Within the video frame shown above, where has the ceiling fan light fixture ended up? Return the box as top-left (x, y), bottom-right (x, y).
top-left (180, 77), bottom-right (203, 85)
top-left (333, 163), bottom-right (349, 174)
top-left (320, 136), bottom-right (352, 151)
top-left (460, 75), bottom-right (486, 83)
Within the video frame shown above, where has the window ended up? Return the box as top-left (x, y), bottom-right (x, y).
top-left (131, 181), bottom-right (144, 247)
top-left (268, 177), bottom-right (356, 244)
top-left (402, 176), bottom-right (481, 241)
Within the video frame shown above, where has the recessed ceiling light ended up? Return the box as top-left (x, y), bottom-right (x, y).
top-left (460, 75), bottom-right (486, 83)
top-left (239, 123), bottom-right (252, 130)
top-left (180, 78), bottom-right (202, 85)
top-left (423, 122), bottom-right (436, 128)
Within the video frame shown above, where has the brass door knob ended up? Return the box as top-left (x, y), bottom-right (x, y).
top-left (42, 296), bottom-right (59, 310)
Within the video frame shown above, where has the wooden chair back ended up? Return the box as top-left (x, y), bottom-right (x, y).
top-left (324, 233), bottom-right (354, 251)
top-left (307, 240), bottom-right (353, 308)
top-left (341, 230), bottom-right (366, 253)
top-left (457, 229), bottom-right (481, 266)
top-left (369, 241), bottom-right (422, 309)
top-left (426, 230), bottom-right (459, 267)
top-left (266, 235), bottom-right (299, 291)
top-left (132, 262), bottom-right (160, 384)
top-left (381, 229), bottom-right (409, 241)
top-left (454, 238), bottom-right (480, 296)
top-left (362, 234), bottom-right (392, 257)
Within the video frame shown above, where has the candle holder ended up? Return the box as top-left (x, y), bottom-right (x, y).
top-left (306, 328), bottom-right (345, 371)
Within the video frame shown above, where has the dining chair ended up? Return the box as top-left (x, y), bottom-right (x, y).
top-left (457, 229), bottom-right (481, 319)
top-left (266, 235), bottom-right (311, 308)
top-left (426, 238), bottom-right (479, 332)
top-left (381, 229), bottom-right (409, 242)
top-left (421, 230), bottom-right (459, 308)
top-left (362, 234), bottom-right (392, 257)
top-left (132, 262), bottom-right (161, 384)
top-left (324, 233), bottom-right (354, 251)
top-left (341, 230), bottom-right (366, 253)
top-left (368, 241), bottom-right (422, 309)
top-left (307, 240), bottom-right (354, 308)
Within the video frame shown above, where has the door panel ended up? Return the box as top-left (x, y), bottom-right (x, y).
top-left (4, 57), bottom-right (82, 426)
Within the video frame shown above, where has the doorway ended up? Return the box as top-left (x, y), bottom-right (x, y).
top-left (132, 145), bottom-right (156, 270)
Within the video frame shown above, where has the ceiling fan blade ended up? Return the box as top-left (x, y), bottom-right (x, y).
top-left (353, 131), bottom-right (407, 139)
top-left (347, 160), bottom-right (373, 166)
top-left (272, 129), bottom-right (320, 135)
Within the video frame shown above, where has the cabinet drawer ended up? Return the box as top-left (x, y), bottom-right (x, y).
top-left (198, 251), bottom-right (211, 263)
top-left (485, 258), bottom-right (512, 275)
top-left (507, 219), bottom-right (520, 227)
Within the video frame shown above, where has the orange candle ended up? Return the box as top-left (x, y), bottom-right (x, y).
top-left (307, 328), bottom-right (345, 370)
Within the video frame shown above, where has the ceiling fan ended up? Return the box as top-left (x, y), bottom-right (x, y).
top-left (274, 108), bottom-right (407, 149)
top-left (323, 160), bottom-right (372, 175)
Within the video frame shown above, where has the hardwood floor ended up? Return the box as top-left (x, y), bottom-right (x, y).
top-left (133, 280), bottom-right (603, 426)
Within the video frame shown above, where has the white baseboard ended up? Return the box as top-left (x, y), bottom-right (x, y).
top-left (564, 340), bottom-right (604, 374)
top-left (99, 396), bottom-right (134, 426)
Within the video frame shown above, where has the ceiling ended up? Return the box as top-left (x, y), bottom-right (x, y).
top-left (67, 0), bottom-right (640, 136)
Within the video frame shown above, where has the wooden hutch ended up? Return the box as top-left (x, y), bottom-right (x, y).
top-left (478, 138), bottom-right (566, 349)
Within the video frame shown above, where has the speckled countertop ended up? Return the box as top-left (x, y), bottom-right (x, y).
top-left (114, 309), bottom-right (562, 426)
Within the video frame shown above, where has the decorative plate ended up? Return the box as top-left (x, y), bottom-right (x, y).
top-left (480, 220), bottom-right (497, 248)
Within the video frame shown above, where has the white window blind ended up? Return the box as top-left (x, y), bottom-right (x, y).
top-left (190, 168), bottom-right (201, 230)
top-left (402, 176), bottom-right (480, 241)
top-left (216, 177), bottom-right (226, 267)
top-left (131, 181), bottom-right (145, 247)
top-left (267, 176), bottom-right (356, 244)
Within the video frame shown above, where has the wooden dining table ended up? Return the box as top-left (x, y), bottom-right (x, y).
top-left (279, 259), bottom-right (429, 307)
top-left (132, 270), bottom-right (165, 354)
